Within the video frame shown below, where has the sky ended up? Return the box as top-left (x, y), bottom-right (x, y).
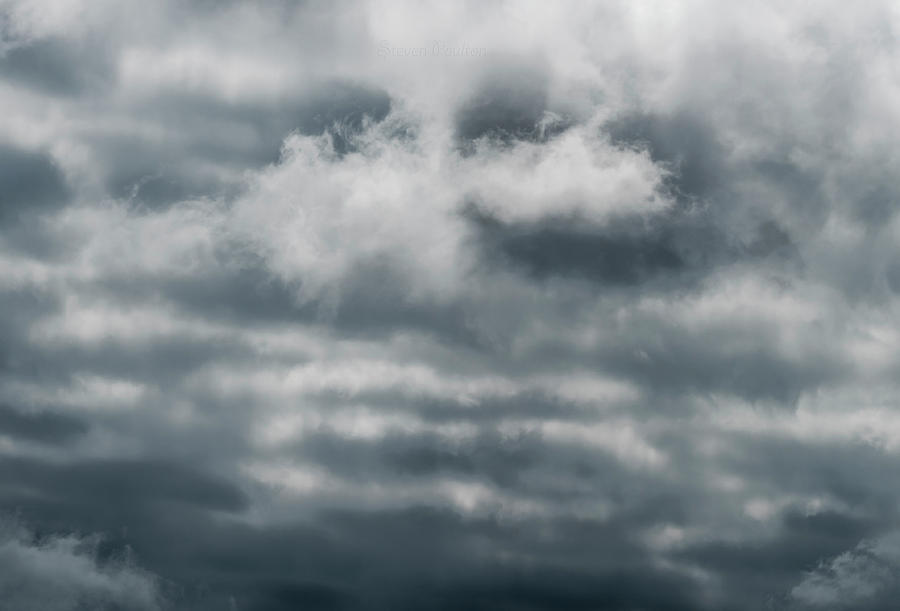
top-left (2, 1), bottom-right (900, 609)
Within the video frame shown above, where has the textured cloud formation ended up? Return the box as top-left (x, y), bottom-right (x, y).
top-left (2, 1), bottom-right (900, 609)
top-left (790, 532), bottom-right (900, 610)
top-left (0, 518), bottom-right (162, 611)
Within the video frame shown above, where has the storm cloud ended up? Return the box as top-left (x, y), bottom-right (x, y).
top-left (2, 1), bottom-right (900, 609)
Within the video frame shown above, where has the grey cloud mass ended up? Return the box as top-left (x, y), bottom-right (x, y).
top-left (2, 1), bottom-right (900, 610)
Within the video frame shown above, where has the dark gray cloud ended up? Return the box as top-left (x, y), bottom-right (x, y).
top-left (0, 457), bottom-right (249, 514)
top-left (467, 205), bottom-right (697, 286)
top-left (454, 62), bottom-right (571, 150)
top-left (0, 37), bottom-right (112, 95)
top-left (0, 404), bottom-right (87, 444)
top-left (99, 82), bottom-right (392, 208)
top-left (0, 144), bottom-right (70, 221)
top-left (605, 112), bottom-right (726, 203)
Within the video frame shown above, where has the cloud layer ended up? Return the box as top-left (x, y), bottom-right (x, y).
top-left (2, 1), bottom-right (900, 609)
top-left (0, 518), bottom-right (162, 611)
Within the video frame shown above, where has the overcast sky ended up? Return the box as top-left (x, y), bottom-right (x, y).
top-left (2, 1), bottom-right (900, 609)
